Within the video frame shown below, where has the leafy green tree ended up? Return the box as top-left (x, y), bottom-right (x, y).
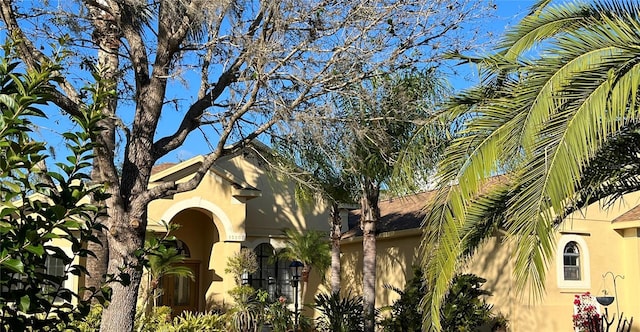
top-left (0, 43), bottom-right (109, 331)
top-left (422, 0), bottom-right (640, 329)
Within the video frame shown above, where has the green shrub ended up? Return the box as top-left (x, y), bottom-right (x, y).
top-left (0, 41), bottom-right (110, 332)
top-left (227, 286), bottom-right (265, 332)
top-left (171, 310), bottom-right (227, 331)
top-left (441, 273), bottom-right (504, 331)
top-left (133, 305), bottom-right (172, 332)
top-left (379, 266), bottom-right (425, 332)
top-left (314, 291), bottom-right (364, 332)
top-left (380, 270), bottom-right (508, 332)
top-left (65, 304), bottom-right (103, 332)
top-left (265, 298), bottom-right (293, 332)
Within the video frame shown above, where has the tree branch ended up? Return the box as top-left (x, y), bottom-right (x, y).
top-left (1, 0), bottom-right (82, 117)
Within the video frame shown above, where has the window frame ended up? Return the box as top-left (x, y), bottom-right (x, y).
top-left (248, 243), bottom-right (293, 302)
top-left (563, 241), bottom-right (581, 281)
top-left (556, 234), bottom-right (590, 289)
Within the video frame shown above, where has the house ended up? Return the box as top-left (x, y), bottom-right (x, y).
top-left (340, 189), bottom-right (640, 331)
top-left (142, 145), bottom-right (336, 313)
top-left (46, 145), bottom-right (640, 330)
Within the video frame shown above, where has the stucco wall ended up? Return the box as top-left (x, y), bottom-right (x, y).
top-left (339, 193), bottom-right (640, 331)
top-left (340, 229), bottom-right (422, 312)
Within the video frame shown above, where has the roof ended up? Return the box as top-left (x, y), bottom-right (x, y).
top-left (613, 203), bottom-right (640, 222)
top-left (148, 155), bottom-right (261, 201)
top-left (151, 163), bottom-right (178, 174)
top-left (345, 191), bottom-right (434, 238)
top-left (344, 175), bottom-right (512, 239)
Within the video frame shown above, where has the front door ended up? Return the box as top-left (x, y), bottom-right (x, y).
top-left (160, 262), bottom-right (199, 315)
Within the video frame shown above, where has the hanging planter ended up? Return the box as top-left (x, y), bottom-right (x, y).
top-left (596, 296), bottom-right (614, 306)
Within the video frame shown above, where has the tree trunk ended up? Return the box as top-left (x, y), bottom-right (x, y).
top-left (361, 180), bottom-right (380, 332)
top-left (99, 206), bottom-right (146, 332)
top-left (84, 218), bottom-right (109, 300)
top-left (84, 0), bottom-right (119, 303)
top-left (330, 202), bottom-right (342, 295)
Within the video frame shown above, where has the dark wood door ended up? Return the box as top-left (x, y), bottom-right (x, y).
top-left (160, 262), bottom-right (199, 315)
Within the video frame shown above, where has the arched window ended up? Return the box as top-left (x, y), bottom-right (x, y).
top-left (556, 234), bottom-right (590, 289)
top-left (249, 243), bottom-right (293, 301)
top-left (563, 241), bottom-right (580, 281)
top-left (169, 238), bottom-right (191, 258)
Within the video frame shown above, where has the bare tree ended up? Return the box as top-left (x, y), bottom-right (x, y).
top-left (0, 1), bottom-right (488, 331)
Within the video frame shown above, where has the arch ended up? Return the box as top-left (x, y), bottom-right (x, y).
top-left (159, 196), bottom-right (245, 242)
top-left (563, 241), bottom-right (580, 280)
top-left (556, 234), bottom-right (591, 289)
top-left (248, 242), bottom-right (293, 301)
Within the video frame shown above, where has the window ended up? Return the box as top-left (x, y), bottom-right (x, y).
top-left (248, 243), bottom-right (293, 301)
top-left (43, 256), bottom-right (66, 293)
top-left (556, 234), bottom-right (590, 289)
top-left (563, 242), bottom-right (580, 280)
top-left (45, 256), bottom-right (66, 279)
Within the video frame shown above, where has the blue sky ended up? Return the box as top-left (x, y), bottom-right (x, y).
top-left (28, 0), bottom-right (538, 166)
top-left (450, 0), bottom-right (535, 91)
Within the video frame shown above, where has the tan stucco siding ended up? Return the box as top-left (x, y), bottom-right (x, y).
top-left (339, 204), bottom-right (640, 332)
top-left (340, 230), bottom-right (422, 310)
top-left (147, 171), bottom-right (247, 241)
top-left (216, 154), bottom-right (331, 237)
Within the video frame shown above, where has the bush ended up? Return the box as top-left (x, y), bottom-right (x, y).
top-left (133, 305), bottom-right (173, 332)
top-left (66, 304), bottom-right (103, 332)
top-left (0, 41), bottom-right (110, 332)
top-left (171, 310), bottom-right (227, 331)
top-left (227, 286), bottom-right (265, 332)
top-left (380, 270), bottom-right (508, 332)
top-left (265, 297), bottom-right (293, 332)
top-left (441, 273), bottom-right (507, 331)
top-left (379, 266), bottom-right (425, 332)
top-left (314, 291), bottom-right (364, 332)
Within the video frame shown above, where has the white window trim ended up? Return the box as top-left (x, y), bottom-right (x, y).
top-left (556, 234), bottom-right (591, 289)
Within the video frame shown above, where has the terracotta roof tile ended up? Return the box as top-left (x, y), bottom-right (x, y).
top-left (345, 175), bottom-right (511, 238)
top-left (613, 203), bottom-right (640, 222)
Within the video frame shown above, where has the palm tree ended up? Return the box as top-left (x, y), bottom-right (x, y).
top-left (341, 70), bottom-right (449, 332)
top-left (269, 136), bottom-right (359, 296)
top-left (422, 0), bottom-right (640, 329)
top-left (139, 236), bottom-right (194, 319)
top-left (278, 228), bottom-right (331, 303)
top-left (272, 68), bottom-right (449, 331)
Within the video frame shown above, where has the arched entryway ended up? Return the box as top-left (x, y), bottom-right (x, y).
top-left (162, 208), bottom-right (220, 314)
top-left (158, 239), bottom-right (199, 314)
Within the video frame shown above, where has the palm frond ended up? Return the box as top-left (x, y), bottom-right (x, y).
top-left (421, 1), bottom-right (640, 329)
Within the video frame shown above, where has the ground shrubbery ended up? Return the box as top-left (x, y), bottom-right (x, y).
top-left (379, 268), bottom-right (508, 332)
top-left (314, 291), bottom-right (364, 332)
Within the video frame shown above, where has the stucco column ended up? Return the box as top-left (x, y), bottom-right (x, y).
top-left (619, 228), bottom-right (640, 322)
top-left (205, 241), bottom-right (242, 308)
